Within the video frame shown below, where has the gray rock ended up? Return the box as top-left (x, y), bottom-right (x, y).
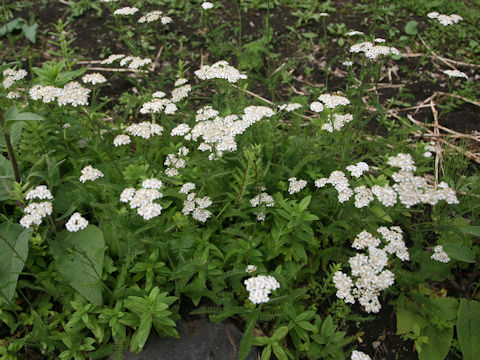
top-left (121, 317), bottom-right (259, 360)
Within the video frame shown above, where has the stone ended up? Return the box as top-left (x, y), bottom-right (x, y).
top-left (121, 317), bottom-right (258, 360)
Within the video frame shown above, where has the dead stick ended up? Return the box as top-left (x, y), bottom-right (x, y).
top-left (435, 91), bottom-right (480, 107)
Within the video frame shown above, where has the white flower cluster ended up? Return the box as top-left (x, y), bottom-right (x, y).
top-left (19, 193), bottom-right (53, 228)
top-left (164, 147), bottom-right (188, 177)
top-left (250, 192), bottom-right (274, 221)
top-left (346, 30), bottom-right (364, 36)
top-left (113, 7), bottom-right (139, 16)
top-left (371, 184), bottom-right (397, 207)
top-left (351, 350), bottom-right (372, 360)
top-left (179, 182), bottom-right (196, 194)
top-left (3, 69), bottom-right (27, 89)
top-left (138, 10), bottom-right (172, 24)
top-left (315, 171), bottom-right (353, 203)
top-left (354, 185), bottom-right (374, 208)
top-left (177, 105), bottom-right (273, 159)
top-left (288, 177), bottom-right (307, 194)
top-left (182, 192), bottom-right (212, 222)
top-left (278, 103), bottom-right (302, 112)
top-left (79, 165), bottom-right (104, 183)
top-left (347, 162), bottom-right (369, 178)
top-left (318, 93), bottom-right (351, 109)
top-left (120, 179), bottom-right (163, 220)
top-left (427, 12), bottom-right (463, 26)
top-left (140, 81), bottom-right (191, 116)
top-left (120, 56), bottom-right (152, 69)
top-left (7, 91), bottom-right (21, 99)
top-left (202, 1), bottom-right (213, 9)
top-left (321, 113), bottom-right (353, 132)
top-left (443, 69), bottom-right (468, 79)
top-left (101, 54), bottom-right (126, 64)
top-left (431, 245), bottom-right (450, 263)
top-left (423, 142), bottom-right (436, 158)
top-left (194, 61), bottom-right (247, 83)
top-left (101, 54), bottom-right (151, 69)
top-left (342, 61), bottom-right (354, 66)
top-left (124, 122), bottom-right (164, 139)
top-left (387, 153), bottom-right (459, 207)
top-left (113, 134), bottom-right (131, 146)
top-left (25, 185), bottom-right (53, 200)
top-left (334, 227), bottom-right (408, 313)
top-left (82, 73), bottom-right (107, 85)
top-left (65, 212), bottom-right (89, 232)
top-left (244, 275), bottom-right (280, 304)
top-left (246, 265), bottom-right (257, 274)
top-left (349, 41), bottom-right (399, 59)
top-left (30, 82), bottom-right (90, 107)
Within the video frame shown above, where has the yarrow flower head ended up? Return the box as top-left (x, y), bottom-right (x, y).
top-left (65, 212), bottom-right (89, 232)
top-left (56, 81), bottom-right (91, 107)
top-left (138, 10), bottom-right (163, 23)
top-left (195, 61), bottom-right (247, 83)
top-left (3, 69), bottom-right (27, 89)
top-left (431, 245), bottom-right (450, 263)
top-left (125, 122), bottom-right (163, 139)
top-left (244, 275), bottom-right (280, 304)
top-left (349, 41), bottom-right (399, 59)
top-left (20, 201), bottom-right (53, 228)
top-left (278, 103), bottom-right (302, 112)
top-left (288, 177), bottom-right (307, 194)
top-left (181, 191), bottom-right (212, 222)
top-left (443, 69), bottom-right (468, 79)
top-left (351, 350), bottom-right (372, 360)
top-left (427, 12), bottom-right (463, 26)
top-left (113, 134), bottom-right (131, 146)
top-left (82, 73), bottom-right (107, 85)
top-left (201, 1), bottom-right (213, 9)
top-left (318, 93), bottom-right (350, 108)
top-left (333, 227), bottom-right (407, 313)
top-left (246, 265), bottom-right (257, 274)
top-left (114, 7), bottom-right (139, 16)
top-left (79, 165), bottom-right (104, 183)
top-left (346, 162), bottom-right (369, 178)
top-left (25, 185), bottom-right (53, 200)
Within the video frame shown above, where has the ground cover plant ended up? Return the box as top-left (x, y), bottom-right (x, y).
top-left (1, 0), bottom-right (480, 359)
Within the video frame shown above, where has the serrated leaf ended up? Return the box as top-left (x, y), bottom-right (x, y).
top-left (457, 299), bottom-right (480, 360)
top-left (442, 244), bottom-right (475, 263)
top-left (418, 325), bottom-right (453, 360)
top-left (50, 225), bottom-right (105, 306)
top-left (0, 223), bottom-right (31, 303)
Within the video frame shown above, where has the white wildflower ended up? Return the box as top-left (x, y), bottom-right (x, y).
top-left (318, 93), bottom-right (350, 108)
top-left (278, 103), bottom-right (302, 112)
top-left (120, 188), bottom-right (136, 203)
top-left (114, 7), bottom-right (139, 16)
top-left (179, 182), bottom-right (196, 194)
top-left (65, 212), bottom-right (89, 232)
top-left (431, 245), bottom-right (450, 263)
top-left (310, 101), bottom-right (324, 113)
top-left (82, 73), bottom-right (107, 85)
top-left (137, 202), bottom-right (162, 220)
top-left (202, 2), bottom-right (214, 10)
top-left (142, 178), bottom-right (163, 189)
top-left (246, 265), bottom-right (257, 274)
top-left (347, 162), bottom-right (369, 178)
top-left (113, 134), bottom-right (131, 146)
top-left (25, 185), bottom-right (53, 200)
top-left (79, 165), bottom-right (104, 183)
top-left (244, 275), bottom-right (280, 304)
top-left (288, 177), bottom-right (307, 194)
top-left (194, 60), bottom-right (247, 83)
top-left (443, 69), bottom-right (468, 79)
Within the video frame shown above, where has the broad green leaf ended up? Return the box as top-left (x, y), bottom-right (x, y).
top-left (130, 313), bottom-right (152, 353)
top-left (21, 22), bottom-right (38, 43)
top-left (405, 20), bottom-right (419, 35)
top-left (3, 105), bottom-right (44, 129)
top-left (272, 344), bottom-right (288, 360)
top-left (457, 299), bottom-right (480, 360)
top-left (271, 326), bottom-right (288, 341)
top-left (0, 122), bottom-right (22, 149)
top-left (0, 223), bottom-right (31, 303)
top-left (0, 154), bottom-right (15, 202)
top-left (442, 244), bottom-right (475, 263)
top-left (298, 195), bottom-right (311, 211)
top-left (261, 344), bottom-right (272, 360)
top-left (458, 226), bottom-right (480, 237)
top-left (418, 325), bottom-right (453, 360)
top-left (50, 225), bottom-right (105, 306)
top-left (395, 306), bottom-right (428, 335)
